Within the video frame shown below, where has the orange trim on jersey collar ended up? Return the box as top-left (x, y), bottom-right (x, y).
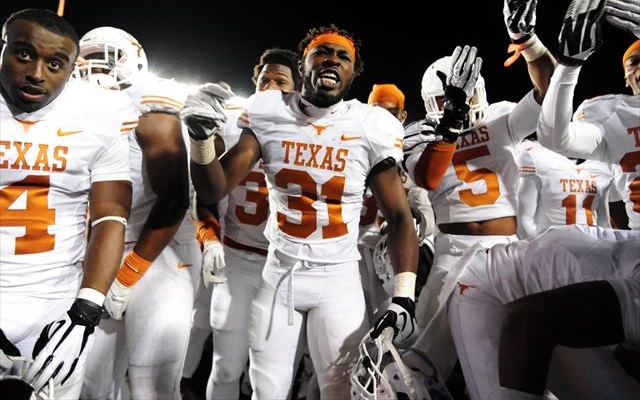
top-left (303, 33), bottom-right (356, 62)
top-left (623, 39), bottom-right (640, 70)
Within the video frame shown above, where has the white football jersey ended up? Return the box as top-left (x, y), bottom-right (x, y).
top-left (238, 90), bottom-right (404, 263)
top-left (122, 77), bottom-right (195, 244)
top-left (538, 65), bottom-right (640, 229)
top-left (516, 140), bottom-right (615, 232)
top-left (0, 79), bottom-right (137, 297)
top-left (218, 103), bottom-right (270, 252)
top-left (405, 91), bottom-right (540, 224)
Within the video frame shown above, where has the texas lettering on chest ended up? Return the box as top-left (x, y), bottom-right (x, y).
top-left (0, 140), bottom-right (69, 172)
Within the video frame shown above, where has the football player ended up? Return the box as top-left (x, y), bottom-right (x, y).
top-left (182, 25), bottom-right (418, 399)
top-left (537, 0), bottom-right (640, 230)
top-left (449, 224), bottom-right (640, 399)
top-left (401, 0), bottom-right (556, 380)
top-left (195, 47), bottom-right (303, 400)
top-left (0, 9), bottom-right (136, 399)
top-left (515, 133), bottom-right (616, 239)
top-left (74, 27), bottom-right (200, 399)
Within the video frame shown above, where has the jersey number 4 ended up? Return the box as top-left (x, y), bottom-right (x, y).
top-left (1, 175), bottom-right (55, 254)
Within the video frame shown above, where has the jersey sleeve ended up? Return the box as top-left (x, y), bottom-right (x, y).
top-left (516, 142), bottom-right (537, 176)
top-left (136, 77), bottom-right (187, 115)
top-left (364, 107), bottom-right (404, 169)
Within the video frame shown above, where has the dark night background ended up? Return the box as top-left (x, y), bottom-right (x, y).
top-left (2, 0), bottom-right (636, 123)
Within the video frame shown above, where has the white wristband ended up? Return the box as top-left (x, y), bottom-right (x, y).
top-left (393, 271), bottom-right (416, 300)
top-left (91, 215), bottom-right (127, 228)
top-left (521, 35), bottom-right (547, 62)
top-left (77, 287), bottom-right (106, 307)
top-left (190, 136), bottom-right (216, 165)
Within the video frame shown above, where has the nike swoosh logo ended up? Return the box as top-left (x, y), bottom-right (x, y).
top-left (341, 134), bottom-right (361, 141)
top-left (57, 128), bottom-right (83, 136)
top-left (178, 262), bottom-right (192, 269)
top-left (590, 174), bottom-right (599, 179)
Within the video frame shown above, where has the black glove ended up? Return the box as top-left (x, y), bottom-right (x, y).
top-left (436, 45), bottom-right (483, 143)
top-left (371, 297), bottom-right (418, 347)
top-left (503, 0), bottom-right (538, 44)
top-left (558, 0), bottom-right (606, 66)
top-left (24, 298), bottom-right (102, 392)
top-left (181, 82), bottom-right (235, 140)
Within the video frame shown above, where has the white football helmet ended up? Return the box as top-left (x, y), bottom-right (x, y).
top-left (372, 229), bottom-right (434, 299)
top-left (0, 355), bottom-right (54, 400)
top-left (372, 233), bottom-right (394, 297)
top-left (350, 328), bottom-right (453, 400)
top-left (74, 26), bottom-right (148, 89)
top-left (420, 56), bottom-right (488, 132)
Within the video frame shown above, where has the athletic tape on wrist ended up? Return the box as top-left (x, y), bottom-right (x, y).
top-left (117, 250), bottom-right (153, 287)
top-left (196, 217), bottom-right (221, 250)
top-left (91, 215), bottom-right (127, 228)
top-left (393, 271), bottom-right (416, 300)
top-left (190, 136), bottom-right (216, 165)
top-left (521, 36), bottom-right (547, 62)
top-left (504, 35), bottom-right (547, 66)
top-left (77, 287), bottom-right (106, 307)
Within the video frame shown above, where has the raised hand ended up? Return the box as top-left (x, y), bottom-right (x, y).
top-left (558, 0), bottom-right (606, 66)
top-left (370, 297), bottom-right (418, 347)
top-left (503, 0), bottom-right (537, 43)
top-left (181, 82), bottom-right (235, 140)
top-left (604, 0), bottom-right (640, 38)
top-left (24, 299), bottom-right (101, 392)
top-left (447, 45), bottom-right (483, 102)
top-left (435, 45), bottom-right (482, 142)
top-left (202, 240), bottom-right (227, 287)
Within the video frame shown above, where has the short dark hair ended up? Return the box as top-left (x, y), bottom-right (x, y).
top-left (297, 24), bottom-right (364, 77)
top-left (2, 8), bottom-right (79, 55)
top-left (252, 48), bottom-right (302, 90)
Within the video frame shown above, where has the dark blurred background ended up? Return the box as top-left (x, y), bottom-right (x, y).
top-left (3, 0), bottom-right (635, 123)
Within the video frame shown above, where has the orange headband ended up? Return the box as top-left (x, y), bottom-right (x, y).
top-left (367, 84), bottom-right (405, 110)
top-left (303, 33), bottom-right (356, 61)
top-left (622, 39), bottom-right (640, 69)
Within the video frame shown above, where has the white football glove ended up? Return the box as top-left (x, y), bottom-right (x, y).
top-left (402, 119), bottom-right (441, 157)
top-left (104, 279), bottom-right (133, 320)
top-left (558, 0), bottom-right (606, 66)
top-left (434, 45), bottom-right (483, 142)
top-left (503, 0), bottom-right (537, 43)
top-left (24, 299), bottom-right (101, 392)
top-left (604, 0), bottom-right (640, 38)
top-left (370, 297), bottom-right (418, 347)
top-left (181, 82), bottom-right (235, 140)
top-left (447, 45), bottom-right (483, 103)
top-left (202, 240), bottom-right (227, 287)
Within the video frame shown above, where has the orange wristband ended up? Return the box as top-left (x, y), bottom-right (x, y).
top-left (414, 141), bottom-right (456, 190)
top-left (117, 250), bottom-right (153, 287)
top-left (195, 217), bottom-right (221, 251)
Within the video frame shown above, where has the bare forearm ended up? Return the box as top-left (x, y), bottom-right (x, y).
top-left (82, 222), bottom-right (127, 294)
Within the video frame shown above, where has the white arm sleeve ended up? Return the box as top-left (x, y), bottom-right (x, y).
top-left (537, 64), bottom-right (605, 158)
top-left (516, 174), bottom-right (540, 239)
top-left (595, 184), bottom-right (613, 228)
